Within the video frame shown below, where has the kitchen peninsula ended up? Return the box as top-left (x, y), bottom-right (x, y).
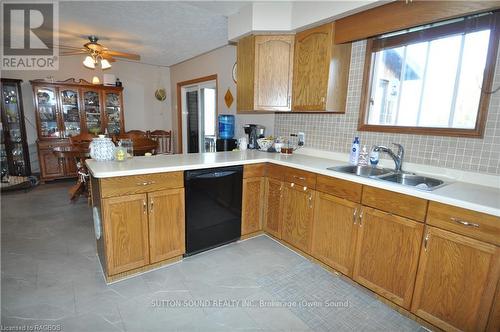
top-left (87, 149), bottom-right (500, 332)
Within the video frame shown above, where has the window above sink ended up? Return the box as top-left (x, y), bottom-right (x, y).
top-left (358, 11), bottom-right (499, 138)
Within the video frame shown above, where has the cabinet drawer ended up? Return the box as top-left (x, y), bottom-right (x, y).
top-left (283, 167), bottom-right (316, 189)
top-left (243, 163), bottom-right (266, 178)
top-left (100, 172), bottom-right (183, 198)
top-left (266, 164), bottom-right (285, 181)
top-left (427, 201), bottom-right (500, 246)
top-left (316, 174), bottom-right (362, 203)
top-left (362, 186), bottom-right (428, 222)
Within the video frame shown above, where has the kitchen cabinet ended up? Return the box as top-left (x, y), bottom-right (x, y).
top-left (148, 188), bottom-right (185, 263)
top-left (312, 192), bottom-right (360, 277)
top-left (353, 206), bottom-right (423, 309)
top-left (241, 177), bottom-right (265, 235)
top-left (37, 145), bottom-right (65, 179)
top-left (292, 22), bottom-right (351, 112)
top-left (263, 177), bottom-right (283, 238)
top-left (237, 35), bottom-right (294, 112)
top-left (281, 182), bottom-right (315, 253)
top-left (411, 226), bottom-right (500, 331)
top-left (102, 193), bottom-right (150, 275)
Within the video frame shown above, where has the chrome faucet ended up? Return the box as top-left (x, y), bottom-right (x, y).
top-left (373, 143), bottom-right (404, 172)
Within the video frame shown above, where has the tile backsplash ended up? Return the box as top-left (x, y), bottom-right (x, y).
top-left (275, 41), bottom-right (500, 175)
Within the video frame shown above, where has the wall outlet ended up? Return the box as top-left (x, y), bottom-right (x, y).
top-left (298, 132), bottom-right (305, 146)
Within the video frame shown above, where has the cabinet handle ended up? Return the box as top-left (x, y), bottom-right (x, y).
top-left (143, 200), bottom-right (147, 214)
top-left (137, 181), bottom-right (156, 186)
top-left (290, 182), bottom-right (295, 188)
top-left (308, 192), bottom-right (313, 209)
top-left (358, 209), bottom-right (364, 226)
top-left (424, 232), bottom-right (430, 251)
top-left (353, 208), bottom-right (358, 225)
top-left (303, 186), bottom-right (307, 191)
top-left (150, 199), bottom-right (154, 212)
top-left (451, 217), bottom-right (479, 228)
top-left (293, 175), bottom-right (306, 181)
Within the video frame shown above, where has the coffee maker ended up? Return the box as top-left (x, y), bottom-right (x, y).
top-left (243, 124), bottom-right (265, 149)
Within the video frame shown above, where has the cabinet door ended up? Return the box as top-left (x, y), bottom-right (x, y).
top-left (353, 207), bottom-right (423, 309)
top-left (411, 226), bottom-right (500, 331)
top-left (281, 183), bottom-right (315, 253)
top-left (241, 177), bottom-right (265, 235)
top-left (64, 157), bottom-right (78, 177)
top-left (148, 188), bottom-right (185, 263)
top-left (58, 88), bottom-right (81, 137)
top-left (102, 194), bottom-right (150, 275)
top-left (312, 192), bottom-right (359, 277)
top-left (104, 91), bottom-right (123, 135)
top-left (38, 149), bottom-right (65, 179)
top-left (263, 178), bottom-right (283, 238)
top-left (292, 23), bottom-right (332, 111)
top-left (254, 35), bottom-right (294, 111)
top-left (34, 86), bottom-right (62, 138)
top-left (82, 89), bottom-right (102, 135)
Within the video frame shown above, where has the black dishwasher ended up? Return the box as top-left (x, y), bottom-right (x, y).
top-left (184, 166), bottom-right (243, 256)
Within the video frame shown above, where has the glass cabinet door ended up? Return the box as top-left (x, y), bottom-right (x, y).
top-left (36, 87), bottom-right (61, 138)
top-left (105, 92), bottom-right (122, 134)
top-left (59, 88), bottom-right (81, 137)
top-left (3, 82), bottom-right (30, 175)
top-left (83, 90), bottom-right (101, 135)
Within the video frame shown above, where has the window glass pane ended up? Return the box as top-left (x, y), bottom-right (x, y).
top-left (453, 30), bottom-right (490, 128)
top-left (419, 34), bottom-right (461, 127)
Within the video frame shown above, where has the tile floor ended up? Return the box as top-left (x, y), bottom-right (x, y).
top-left (1, 181), bottom-right (426, 331)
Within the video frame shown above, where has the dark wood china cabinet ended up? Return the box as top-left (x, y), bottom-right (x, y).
top-left (31, 78), bottom-right (124, 182)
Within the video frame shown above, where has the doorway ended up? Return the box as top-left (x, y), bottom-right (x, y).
top-left (177, 75), bottom-right (217, 154)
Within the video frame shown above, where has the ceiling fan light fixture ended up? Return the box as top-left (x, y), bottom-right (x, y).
top-left (101, 59), bottom-right (112, 69)
top-left (83, 56), bottom-right (95, 69)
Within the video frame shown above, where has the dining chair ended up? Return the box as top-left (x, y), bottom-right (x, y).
top-left (150, 130), bottom-right (172, 154)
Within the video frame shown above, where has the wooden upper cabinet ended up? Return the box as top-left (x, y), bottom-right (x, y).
top-left (412, 226), bottom-right (500, 332)
top-left (263, 177), bottom-right (284, 239)
top-left (353, 206), bottom-right (423, 309)
top-left (102, 193), bottom-right (150, 275)
top-left (292, 22), bottom-right (351, 112)
top-left (281, 183), bottom-right (315, 253)
top-left (241, 177), bottom-right (265, 235)
top-left (312, 192), bottom-right (359, 277)
top-left (148, 188), bottom-right (185, 263)
top-left (237, 35), bottom-right (294, 112)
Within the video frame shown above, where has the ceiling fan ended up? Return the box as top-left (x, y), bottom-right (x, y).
top-left (59, 35), bottom-right (141, 69)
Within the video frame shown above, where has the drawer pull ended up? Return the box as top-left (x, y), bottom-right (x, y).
top-left (303, 186), bottom-right (307, 191)
top-left (137, 181), bottom-right (156, 186)
top-left (293, 175), bottom-right (306, 181)
top-left (451, 217), bottom-right (479, 228)
top-left (290, 182), bottom-right (295, 188)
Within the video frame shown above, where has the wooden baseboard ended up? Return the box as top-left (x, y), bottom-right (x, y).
top-left (105, 255), bottom-right (183, 283)
top-left (240, 230), bottom-right (264, 240)
top-left (263, 233), bottom-right (440, 332)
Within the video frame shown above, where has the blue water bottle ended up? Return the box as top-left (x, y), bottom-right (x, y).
top-left (218, 114), bottom-right (235, 139)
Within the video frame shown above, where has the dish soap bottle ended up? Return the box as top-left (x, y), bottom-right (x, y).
top-left (358, 145), bottom-right (369, 166)
top-left (349, 137), bottom-right (360, 165)
top-left (369, 146), bottom-right (379, 166)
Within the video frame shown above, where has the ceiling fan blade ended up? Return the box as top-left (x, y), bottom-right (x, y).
top-left (100, 53), bottom-right (117, 62)
top-left (102, 50), bottom-right (140, 60)
top-left (48, 44), bottom-right (85, 50)
top-left (60, 51), bottom-right (88, 56)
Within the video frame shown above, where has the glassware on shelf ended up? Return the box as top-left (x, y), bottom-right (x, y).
top-left (36, 88), bottom-right (60, 138)
top-left (106, 93), bottom-right (121, 134)
top-left (84, 91), bottom-right (101, 134)
top-left (60, 89), bottom-right (81, 137)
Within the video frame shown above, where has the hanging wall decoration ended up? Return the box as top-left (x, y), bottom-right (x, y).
top-left (224, 88), bottom-right (234, 108)
top-left (155, 88), bottom-right (166, 101)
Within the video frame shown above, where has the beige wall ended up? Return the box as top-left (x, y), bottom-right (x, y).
top-left (170, 44), bottom-right (275, 153)
top-left (2, 56), bottom-right (171, 172)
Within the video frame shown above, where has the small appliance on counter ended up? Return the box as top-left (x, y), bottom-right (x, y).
top-left (243, 124), bottom-right (265, 149)
top-left (216, 114), bottom-right (237, 151)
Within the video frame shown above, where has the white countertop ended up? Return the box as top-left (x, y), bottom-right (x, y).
top-left (86, 150), bottom-right (500, 217)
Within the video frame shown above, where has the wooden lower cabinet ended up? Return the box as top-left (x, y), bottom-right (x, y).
top-left (102, 193), bottom-right (150, 275)
top-left (281, 182), bottom-right (315, 253)
top-left (263, 177), bottom-right (283, 238)
top-left (411, 226), bottom-right (500, 332)
top-left (38, 148), bottom-right (65, 179)
top-left (311, 192), bottom-right (359, 277)
top-left (241, 177), bottom-right (265, 235)
top-left (148, 188), bottom-right (185, 263)
top-left (353, 207), bottom-right (423, 309)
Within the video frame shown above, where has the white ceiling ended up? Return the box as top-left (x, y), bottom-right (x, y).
top-left (58, 1), bottom-right (250, 67)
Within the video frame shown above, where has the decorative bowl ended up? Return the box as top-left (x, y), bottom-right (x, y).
top-left (257, 138), bottom-right (274, 151)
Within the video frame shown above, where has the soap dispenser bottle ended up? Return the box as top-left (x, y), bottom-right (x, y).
top-left (358, 145), bottom-right (369, 166)
top-left (349, 137), bottom-right (360, 165)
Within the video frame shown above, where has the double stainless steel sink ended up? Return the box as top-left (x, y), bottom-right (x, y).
top-left (328, 165), bottom-right (446, 191)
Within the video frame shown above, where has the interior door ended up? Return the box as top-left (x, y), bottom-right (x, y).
top-left (181, 80), bottom-right (217, 153)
